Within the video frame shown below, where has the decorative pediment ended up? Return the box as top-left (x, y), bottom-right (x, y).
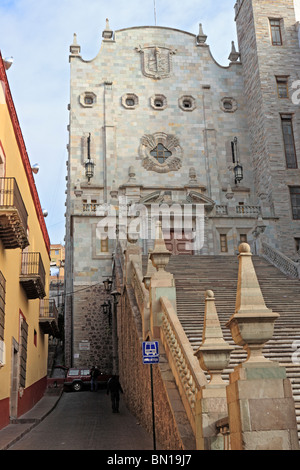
top-left (186, 191), bottom-right (215, 210)
top-left (139, 190), bottom-right (215, 210)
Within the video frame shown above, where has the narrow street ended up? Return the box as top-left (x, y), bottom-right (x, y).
top-left (8, 389), bottom-right (155, 451)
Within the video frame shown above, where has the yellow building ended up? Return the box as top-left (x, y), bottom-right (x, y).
top-left (50, 244), bottom-right (65, 281)
top-left (0, 52), bottom-right (54, 429)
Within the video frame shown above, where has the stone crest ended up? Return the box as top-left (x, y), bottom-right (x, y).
top-left (135, 45), bottom-right (176, 80)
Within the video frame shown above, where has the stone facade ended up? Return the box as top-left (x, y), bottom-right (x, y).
top-left (235, 0), bottom-right (300, 255)
top-left (65, 1), bottom-right (300, 368)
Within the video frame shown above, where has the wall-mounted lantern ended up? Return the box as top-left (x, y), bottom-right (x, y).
top-left (84, 133), bottom-right (95, 182)
top-left (231, 137), bottom-right (243, 185)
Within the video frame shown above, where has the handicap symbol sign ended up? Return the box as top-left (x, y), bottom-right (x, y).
top-left (142, 341), bottom-right (159, 364)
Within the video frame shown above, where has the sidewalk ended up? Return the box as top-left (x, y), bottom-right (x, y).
top-left (0, 387), bottom-right (63, 450)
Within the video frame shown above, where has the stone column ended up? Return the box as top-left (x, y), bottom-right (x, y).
top-left (226, 243), bottom-right (299, 450)
top-left (194, 290), bottom-right (233, 450)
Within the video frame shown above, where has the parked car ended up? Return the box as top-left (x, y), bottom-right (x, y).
top-left (64, 368), bottom-right (112, 392)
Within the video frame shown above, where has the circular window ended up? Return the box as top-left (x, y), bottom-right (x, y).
top-left (150, 94), bottom-right (167, 110)
top-left (84, 96), bottom-right (94, 105)
top-left (178, 95), bottom-right (196, 112)
top-left (223, 100), bottom-right (233, 110)
top-left (220, 97), bottom-right (238, 113)
top-left (126, 98), bottom-right (135, 107)
top-left (79, 92), bottom-right (97, 108)
top-left (122, 93), bottom-right (139, 109)
top-left (154, 99), bottom-right (163, 108)
top-left (183, 100), bottom-right (192, 109)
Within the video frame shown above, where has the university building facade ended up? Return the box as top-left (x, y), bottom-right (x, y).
top-left (64, 0), bottom-right (300, 370)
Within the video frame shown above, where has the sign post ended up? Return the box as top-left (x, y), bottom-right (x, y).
top-left (142, 341), bottom-right (159, 450)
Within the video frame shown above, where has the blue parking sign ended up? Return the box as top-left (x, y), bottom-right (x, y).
top-left (142, 341), bottom-right (159, 364)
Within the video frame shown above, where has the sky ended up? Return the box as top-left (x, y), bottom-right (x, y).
top-left (0, 0), bottom-right (287, 246)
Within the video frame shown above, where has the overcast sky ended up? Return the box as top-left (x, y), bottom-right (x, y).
top-left (0, 0), bottom-right (298, 245)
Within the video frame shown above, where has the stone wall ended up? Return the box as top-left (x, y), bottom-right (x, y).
top-left (117, 283), bottom-right (195, 450)
top-left (72, 284), bottom-right (113, 371)
top-left (235, 0), bottom-right (300, 255)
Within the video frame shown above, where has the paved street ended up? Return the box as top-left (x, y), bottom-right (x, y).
top-left (8, 389), bottom-right (155, 450)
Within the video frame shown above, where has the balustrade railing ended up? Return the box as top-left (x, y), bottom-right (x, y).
top-left (236, 205), bottom-right (261, 215)
top-left (160, 296), bottom-right (207, 435)
top-left (262, 242), bottom-right (300, 279)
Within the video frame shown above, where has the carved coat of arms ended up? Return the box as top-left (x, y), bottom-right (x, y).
top-left (136, 45), bottom-right (176, 80)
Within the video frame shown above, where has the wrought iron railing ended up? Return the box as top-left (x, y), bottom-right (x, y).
top-left (0, 177), bottom-right (28, 230)
top-left (20, 252), bottom-right (46, 288)
top-left (40, 299), bottom-right (58, 323)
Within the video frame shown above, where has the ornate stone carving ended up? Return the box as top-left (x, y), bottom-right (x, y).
top-left (135, 45), bottom-right (176, 80)
top-left (139, 132), bottom-right (182, 173)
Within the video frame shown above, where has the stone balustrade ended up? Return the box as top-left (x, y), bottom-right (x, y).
top-left (160, 296), bottom-right (207, 437)
top-left (262, 242), bottom-right (300, 279)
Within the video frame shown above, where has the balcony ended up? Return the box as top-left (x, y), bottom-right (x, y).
top-left (0, 177), bottom-right (29, 249)
top-left (20, 252), bottom-right (46, 299)
top-left (39, 299), bottom-right (59, 337)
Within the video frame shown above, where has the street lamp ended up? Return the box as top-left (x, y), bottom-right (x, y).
top-left (231, 136), bottom-right (243, 185)
top-left (111, 290), bottom-right (121, 305)
top-left (84, 133), bottom-right (95, 182)
top-left (234, 163), bottom-right (243, 184)
top-left (101, 279), bottom-right (120, 327)
top-left (103, 278), bottom-right (113, 293)
top-left (101, 301), bottom-right (112, 326)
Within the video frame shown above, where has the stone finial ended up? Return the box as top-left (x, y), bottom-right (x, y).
top-left (128, 166), bottom-right (136, 183)
top-left (225, 184), bottom-right (234, 200)
top-left (110, 179), bottom-right (118, 200)
top-left (102, 18), bottom-right (113, 40)
top-left (189, 167), bottom-right (198, 184)
top-left (195, 290), bottom-right (233, 386)
top-left (228, 41), bottom-right (240, 62)
top-left (226, 243), bottom-right (280, 363)
top-left (150, 221), bottom-right (171, 272)
top-left (70, 33), bottom-right (81, 56)
top-left (196, 23), bottom-right (207, 45)
top-left (143, 249), bottom-right (156, 290)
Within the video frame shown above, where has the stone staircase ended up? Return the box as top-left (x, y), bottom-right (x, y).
top-left (143, 254), bottom-right (300, 442)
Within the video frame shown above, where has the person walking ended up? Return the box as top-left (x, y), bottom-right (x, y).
top-left (107, 375), bottom-right (123, 413)
top-left (90, 366), bottom-right (100, 392)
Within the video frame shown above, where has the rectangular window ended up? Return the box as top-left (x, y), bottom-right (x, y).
top-left (295, 238), bottom-right (300, 253)
top-left (290, 187), bottom-right (300, 220)
top-left (240, 234), bottom-right (248, 244)
top-left (101, 237), bottom-right (109, 253)
top-left (276, 76), bottom-right (289, 98)
top-left (281, 115), bottom-right (297, 169)
top-left (270, 19), bottom-right (282, 46)
top-left (220, 234), bottom-right (228, 253)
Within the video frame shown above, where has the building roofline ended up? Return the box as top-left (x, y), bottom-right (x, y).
top-left (115, 25), bottom-right (196, 38)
